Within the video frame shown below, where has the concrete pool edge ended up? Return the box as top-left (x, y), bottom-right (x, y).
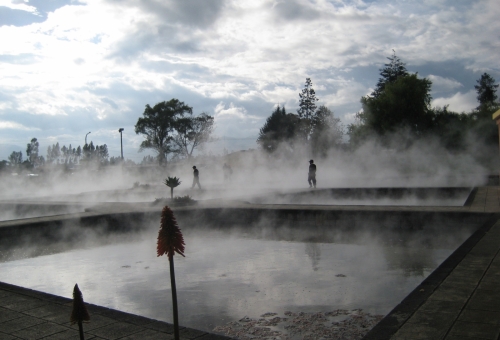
top-left (363, 213), bottom-right (500, 340)
top-left (0, 280), bottom-right (234, 339)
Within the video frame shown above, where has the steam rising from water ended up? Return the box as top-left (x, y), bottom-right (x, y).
top-left (0, 129), bottom-right (490, 206)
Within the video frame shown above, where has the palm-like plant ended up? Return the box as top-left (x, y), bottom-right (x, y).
top-left (164, 177), bottom-right (181, 199)
top-left (157, 206), bottom-right (185, 340)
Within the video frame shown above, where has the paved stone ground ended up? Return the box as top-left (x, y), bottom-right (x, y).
top-left (1, 186), bottom-right (500, 339)
top-left (0, 281), bottom-right (232, 339)
top-left (391, 220), bottom-right (500, 340)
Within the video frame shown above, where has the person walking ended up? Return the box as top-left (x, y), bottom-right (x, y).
top-left (192, 165), bottom-right (202, 189)
top-left (308, 159), bottom-right (316, 188)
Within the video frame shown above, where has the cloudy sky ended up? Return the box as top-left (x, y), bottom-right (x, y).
top-left (1, 0), bottom-right (499, 162)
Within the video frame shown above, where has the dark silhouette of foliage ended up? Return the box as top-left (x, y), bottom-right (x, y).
top-left (257, 105), bottom-right (299, 152)
top-left (352, 72), bottom-right (433, 146)
top-left (297, 78), bottom-right (319, 120)
top-left (310, 105), bottom-right (344, 157)
top-left (371, 50), bottom-right (409, 98)
top-left (431, 106), bottom-right (471, 151)
top-left (135, 99), bottom-right (192, 166)
top-left (469, 73), bottom-right (499, 164)
top-left (8, 151), bottom-right (23, 165)
top-left (474, 73), bottom-right (499, 111)
top-left (172, 112), bottom-right (214, 158)
top-left (363, 74), bottom-right (433, 136)
top-left (297, 78), bottom-right (320, 140)
top-left (26, 138), bottom-right (39, 166)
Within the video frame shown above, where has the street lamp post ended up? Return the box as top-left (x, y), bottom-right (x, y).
top-left (85, 132), bottom-right (91, 145)
top-left (118, 128), bottom-right (124, 160)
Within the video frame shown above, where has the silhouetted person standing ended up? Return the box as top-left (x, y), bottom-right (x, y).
top-left (192, 166), bottom-right (201, 189)
top-left (308, 159), bottom-right (316, 188)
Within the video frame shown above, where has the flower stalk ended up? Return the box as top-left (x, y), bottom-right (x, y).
top-left (157, 205), bottom-right (185, 340)
top-left (70, 284), bottom-right (90, 340)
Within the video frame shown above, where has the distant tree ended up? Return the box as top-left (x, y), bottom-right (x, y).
top-left (171, 112), bottom-right (215, 158)
top-left (371, 50), bottom-right (409, 98)
top-left (141, 155), bottom-right (157, 164)
top-left (0, 160), bottom-right (8, 172)
top-left (82, 141), bottom-right (96, 161)
top-left (96, 144), bottom-right (109, 163)
top-left (61, 145), bottom-right (68, 161)
top-left (297, 78), bottom-right (319, 120)
top-left (26, 138), bottom-right (39, 165)
top-left (349, 52), bottom-right (411, 146)
top-left (109, 156), bottom-right (120, 165)
top-left (363, 74), bottom-right (433, 136)
top-left (135, 99), bottom-right (192, 166)
top-left (8, 151), bottom-right (23, 165)
top-left (257, 105), bottom-right (299, 152)
top-left (350, 73), bottom-right (433, 147)
top-left (53, 142), bottom-right (61, 162)
top-left (46, 145), bottom-right (53, 163)
top-left (431, 106), bottom-right (471, 151)
top-left (297, 78), bottom-right (319, 140)
top-left (310, 105), bottom-right (344, 157)
top-left (474, 73), bottom-right (499, 111)
top-left (469, 73), bottom-right (500, 159)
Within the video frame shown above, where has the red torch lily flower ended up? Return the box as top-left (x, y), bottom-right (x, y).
top-left (157, 205), bottom-right (185, 259)
top-left (157, 205), bottom-right (185, 340)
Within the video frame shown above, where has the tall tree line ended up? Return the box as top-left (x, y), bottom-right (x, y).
top-left (256, 53), bottom-right (499, 168)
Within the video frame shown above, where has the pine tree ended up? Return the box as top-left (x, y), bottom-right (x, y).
top-left (297, 78), bottom-right (319, 120)
top-left (257, 105), bottom-right (299, 152)
top-left (371, 50), bottom-right (409, 98)
top-left (474, 73), bottom-right (499, 111)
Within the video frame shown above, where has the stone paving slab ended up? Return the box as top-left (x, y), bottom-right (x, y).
top-left (365, 216), bottom-right (500, 339)
top-left (0, 282), bottom-right (233, 340)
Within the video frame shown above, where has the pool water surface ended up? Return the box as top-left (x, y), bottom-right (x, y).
top-left (0, 221), bottom-right (477, 336)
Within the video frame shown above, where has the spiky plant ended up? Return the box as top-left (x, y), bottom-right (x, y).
top-left (157, 206), bottom-right (185, 340)
top-left (164, 177), bottom-right (181, 199)
top-left (70, 284), bottom-right (90, 340)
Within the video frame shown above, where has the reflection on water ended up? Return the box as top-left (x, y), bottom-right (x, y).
top-left (0, 223), bottom-right (474, 335)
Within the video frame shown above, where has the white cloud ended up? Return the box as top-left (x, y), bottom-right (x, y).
top-left (215, 102), bottom-right (256, 120)
top-left (432, 90), bottom-right (477, 113)
top-left (0, 121), bottom-right (40, 130)
top-left (0, 0), bottom-right (39, 14)
top-left (214, 101), bottom-right (264, 137)
top-left (427, 75), bottom-right (463, 92)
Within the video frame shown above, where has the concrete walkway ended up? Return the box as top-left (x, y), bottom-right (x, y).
top-left (2, 186), bottom-right (500, 339)
top-left (391, 219), bottom-right (500, 339)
